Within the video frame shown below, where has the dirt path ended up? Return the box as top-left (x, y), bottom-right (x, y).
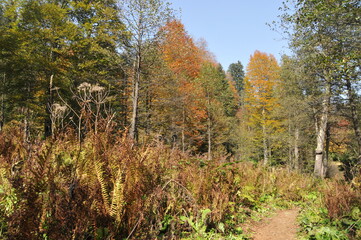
top-left (252, 209), bottom-right (299, 240)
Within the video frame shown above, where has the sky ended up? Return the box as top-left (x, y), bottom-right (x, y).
top-left (169, 0), bottom-right (291, 70)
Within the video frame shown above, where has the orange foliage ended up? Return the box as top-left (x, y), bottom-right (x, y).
top-left (159, 20), bottom-right (209, 149)
top-left (244, 50), bottom-right (280, 113)
top-left (243, 50), bottom-right (282, 152)
top-left (161, 20), bottom-right (203, 79)
top-left (244, 50), bottom-right (280, 124)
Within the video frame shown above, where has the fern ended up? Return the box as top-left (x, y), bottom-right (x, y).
top-left (94, 160), bottom-right (111, 212)
top-left (110, 169), bottom-right (125, 222)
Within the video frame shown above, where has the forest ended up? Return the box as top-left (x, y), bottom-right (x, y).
top-left (0, 0), bottom-right (360, 239)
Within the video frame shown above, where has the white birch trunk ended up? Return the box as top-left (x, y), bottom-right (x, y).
top-left (314, 81), bottom-right (331, 178)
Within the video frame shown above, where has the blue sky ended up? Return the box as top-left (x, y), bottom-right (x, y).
top-left (169, 0), bottom-right (291, 70)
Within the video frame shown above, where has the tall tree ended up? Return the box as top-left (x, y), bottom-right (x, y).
top-left (280, 0), bottom-right (361, 177)
top-left (160, 20), bottom-right (206, 151)
top-left (228, 61), bottom-right (245, 98)
top-left (197, 63), bottom-right (238, 159)
top-left (119, 0), bottom-right (173, 142)
top-left (0, 0), bottom-right (128, 138)
top-left (279, 55), bottom-right (314, 171)
top-left (244, 50), bottom-right (281, 165)
top-left (0, 0), bottom-right (77, 138)
top-left (68, 0), bottom-right (128, 132)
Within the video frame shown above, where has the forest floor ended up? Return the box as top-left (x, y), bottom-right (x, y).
top-left (250, 208), bottom-right (300, 240)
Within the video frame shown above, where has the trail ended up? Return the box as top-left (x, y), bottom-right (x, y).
top-left (252, 208), bottom-right (299, 240)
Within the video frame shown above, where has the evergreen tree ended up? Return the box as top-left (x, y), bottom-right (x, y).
top-left (228, 61), bottom-right (245, 97)
top-left (197, 63), bottom-right (238, 158)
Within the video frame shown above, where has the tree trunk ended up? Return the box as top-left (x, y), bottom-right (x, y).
top-left (294, 127), bottom-right (300, 171)
top-left (145, 87), bottom-right (151, 137)
top-left (345, 78), bottom-right (361, 160)
top-left (129, 54), bottom-right (140, 142)
top-left (314, 81), bottom-right (331, 178)
top-left (0, 73), bottom-right (5, 132)
top-left (287, 120), bottom-right (293, 170)
top-left (207, 113), bottom-right (212, 161)
top-left (262, 108), bottom-right (268, 166)
top-left (325, 123), bottom-right (330, 176)
top-left (182, 106), bottom-right (185, 152)
top-left (44, 74), bottom-right (54, 138)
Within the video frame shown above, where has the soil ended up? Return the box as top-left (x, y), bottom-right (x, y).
top-left (251, 208), bottom-right (300, 240)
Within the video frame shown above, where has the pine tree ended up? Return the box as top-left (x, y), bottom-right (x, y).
top-left (228, 61), bottom-right (245, 98)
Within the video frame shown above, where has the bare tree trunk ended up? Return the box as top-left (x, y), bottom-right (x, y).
top-left (294, 127), bottom-right (300, 171)
top-left (262, 108), bottom-right (268, 166)
top-left (325, 123), bottom-right (330, 176)
top-left (182, 106), bottom-right (185, 152)
top-left (345, 78), bottom-right (361, 160)
top-left (287, 120), bottom-right (293, 170)
top-left (207, 113), bottom-right (212, 161)
top-left (129, 54), bottom-right (140, 142)
top-left (314, 82), bottom-right (331, 178)
top-left (45, 74), bottom-right (54, 138)
top-left (145, 87), bottom-right (151, 137)
top-left (0, 73), bottom-right (5, 132)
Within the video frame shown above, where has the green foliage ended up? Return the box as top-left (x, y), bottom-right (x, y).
top-left (279, 0), bottom-right (361, 177)
top-left (228, 61), bottom-right (245, 97)
top-left (180, 209), bottom-right (211, 237)
top-left (0, 169), bottom-right (17, 238)
top-left (298, 184), bottom-right (361, 240)
top-left (196, 63), bottom-right (239, 155)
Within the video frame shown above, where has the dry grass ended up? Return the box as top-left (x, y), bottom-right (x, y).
top-left (323, 180), bottom-right (361, 220)
top-left (0, 127), bottom-right (356, 239)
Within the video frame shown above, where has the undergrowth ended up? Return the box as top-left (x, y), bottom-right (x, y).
top-left (298, 181), bottom-right (361, 240)
top-left (0, 127), bottom-right (359, 239)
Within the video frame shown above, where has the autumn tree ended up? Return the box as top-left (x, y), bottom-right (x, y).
top-left (159, 20), bottom-right (206, 151)
top-left (244, 50), bottom-right (281, 165)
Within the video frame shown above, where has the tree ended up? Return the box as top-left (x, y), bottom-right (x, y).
top-left (243, 50), bottom-right (281, 165)
top-left (279, 55), bottom-right (314, 171)
top-left (119, 0), bottom-right (173, 142)
top-left (228, 61), bottom-right (245, 98)
top-left (160, 20), bottom-right (206, 151)
top-left (0, 0), bottom-right (78, 138)
top-left (68, 0), bottom-right (128, 131)
top-left (69, 0), bottom-right (127, 86)
top-left (280, 0), bottom-right (361, 177)
top-left (197, 63), bottom-right (238, 159)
